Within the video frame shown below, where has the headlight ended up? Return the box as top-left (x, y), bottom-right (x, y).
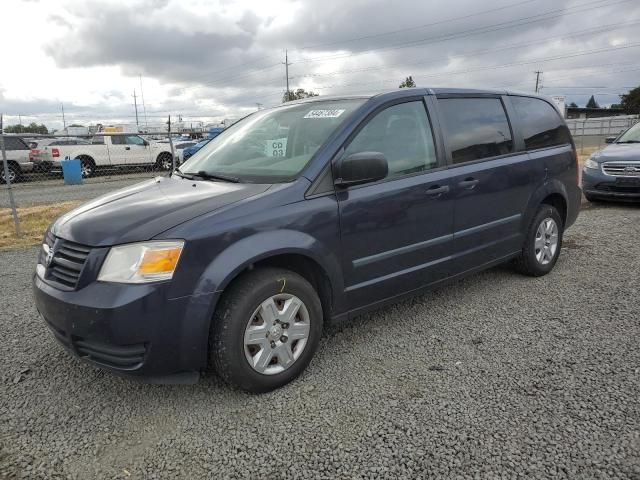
top-left (584, 158), bottom-right (599, 170)
top-left (98, 240), bottom-right (184, 283)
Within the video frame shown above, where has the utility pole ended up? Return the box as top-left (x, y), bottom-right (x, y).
top-left (283, 49), bottom-right (292, 102)
top-left (133, 89), bottom-right (139, 127)
top-left (534, 71), bottom-right (543, 93)
top-left (256, 102), bottom-right (263, 110)
top-left (0, 113), bottom-right (22, 236)
top-left (18, 115), bottom-right (22, 127)
top-left (139, 75), bottom-right (149, 131)
top-left (61, 103), bottom-right (66, 130)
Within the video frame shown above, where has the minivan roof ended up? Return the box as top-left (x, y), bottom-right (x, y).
top-left (281, 88), bottom-right (548, 106)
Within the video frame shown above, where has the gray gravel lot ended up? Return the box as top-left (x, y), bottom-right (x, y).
top-left (1, 172), bottom-right (156, 208)
top-left (1, 204), bottom-right (639, 479)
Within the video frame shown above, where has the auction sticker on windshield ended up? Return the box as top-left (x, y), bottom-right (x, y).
top-left (304, 109), bottom-right (345, 119)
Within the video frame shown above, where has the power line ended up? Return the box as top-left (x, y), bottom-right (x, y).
top-left (294, 0), bottom-right (540, 51)
top-left (290, 20), bottom-right (640, 81)
top-left (290, 0), bottom-right (632, 65)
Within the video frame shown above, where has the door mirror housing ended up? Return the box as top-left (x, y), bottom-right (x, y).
top-left (605, 136), bottom-right (616, 144)
top-left (335, 152), bottom-right (388, 187)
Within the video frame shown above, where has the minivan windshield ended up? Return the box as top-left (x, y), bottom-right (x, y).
top-left (179, 99), bottom-right (365, 182)
top-left (616, 123), bottom-right (640, 143)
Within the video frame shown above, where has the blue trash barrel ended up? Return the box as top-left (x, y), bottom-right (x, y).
top-left (61, 158), bottom-right (83, 185)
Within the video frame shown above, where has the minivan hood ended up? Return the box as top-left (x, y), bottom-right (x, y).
top-left (52, 176), bottom-right (271, 246)
top-left (595, 143), bottom-right (640, 162)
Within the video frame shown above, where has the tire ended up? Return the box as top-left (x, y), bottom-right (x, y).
top-left (210, 267), bottom-right (323, 393)
top-left (156, 153), bottom-right (173, 171)
top-left (513, 204), bottom-right (564, 277)
top-left (584, 193), bottom-right (602, 203)
top-left (79, 157), bottom-right (94, 178)
top-left (0, 163), bottom-right (20, 184)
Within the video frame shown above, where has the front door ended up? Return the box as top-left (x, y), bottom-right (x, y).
top-left (336, 99), bottom-right (455, 310)
top-left (124, 135), bottom-right (151, 165)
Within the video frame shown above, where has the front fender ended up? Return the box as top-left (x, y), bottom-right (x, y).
top-left (179, 229), bottom-right (344, 372)
top-left (193, 229), bottom-right (344, 297)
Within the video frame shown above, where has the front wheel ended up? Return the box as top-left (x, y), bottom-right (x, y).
top-left (0, 163), bottom-right (19, 184)
top-left (157, 153), bottom-right (173, 171)
top-left (210, 267), bottom-right (323, 393)
top-left (513, 204), bottom-right (564, 277)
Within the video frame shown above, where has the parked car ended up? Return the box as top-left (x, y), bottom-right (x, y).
top-left (1, 136), bottom-right (34, 183)
top-left (174, 142), bottom-right (198, 163)
top-left (182, 138), bottom-right (211, 161)
top-left (582, 122), bottom-right (640, 202)
top-left (33, 89), bottom-right (581, 392)
top-left (33, 134), bottom-right (175, 177)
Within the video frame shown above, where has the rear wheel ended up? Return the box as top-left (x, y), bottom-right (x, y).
top-left (157, 153), bottom-right (173, 171)
top-left (514, 204), bottom-right (563, 277)
top-left (210, 267), bottom-right (323, 393)
top-left (79, 157), bottom-right (94, 178)
top-left (0, 163), bottom-right (19, 184)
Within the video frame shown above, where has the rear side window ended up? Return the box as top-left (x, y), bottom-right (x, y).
top-left (3, 137), bottom-right (29, 150)
top-left (511, 96), bottom-right (571, 150)
top-left (110, 136), bottom-right (126, 145)
top-left (439, 98), bottom-right (513, 164)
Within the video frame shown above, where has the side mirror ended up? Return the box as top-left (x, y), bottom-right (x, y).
top-left (335, 151), bottom-right (388, 187)
top-left (143, 139), bottom-right (149, 146)
top-left (605, 136), bottom-right (616, 144)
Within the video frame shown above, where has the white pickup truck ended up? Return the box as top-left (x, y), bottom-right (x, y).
top-left (35, 134), bottom-right (175, 178)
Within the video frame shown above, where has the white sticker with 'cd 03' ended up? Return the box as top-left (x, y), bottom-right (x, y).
top-left (303, 109), bottom-right (345, 119)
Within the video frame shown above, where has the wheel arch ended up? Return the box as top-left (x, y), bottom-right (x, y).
top-left (522, 180), bottom-right (569, 233)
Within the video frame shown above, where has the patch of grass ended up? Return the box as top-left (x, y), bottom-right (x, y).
top-left (0, 201), bottom-right (81, 250)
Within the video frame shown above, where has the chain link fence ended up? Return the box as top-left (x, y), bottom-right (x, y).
top-left (566, 115), bottom-right (640, 153)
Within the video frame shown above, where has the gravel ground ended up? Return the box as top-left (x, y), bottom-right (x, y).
top-left (1, 172), bottom-right (156, 208)
top-left (1, 203), bottom-right (639, 479)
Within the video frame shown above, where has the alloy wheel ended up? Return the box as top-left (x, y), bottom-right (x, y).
top-left (534, 217), bottom-right (559, 265)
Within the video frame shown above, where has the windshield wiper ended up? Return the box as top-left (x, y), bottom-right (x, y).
top-left (173, 169), bottom-right (194, 179)
top-left (193, 170), bottom-right (240, 183)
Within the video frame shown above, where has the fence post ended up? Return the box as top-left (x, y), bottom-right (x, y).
top-left (0, 114), bottom-right (22, 237)
top-left (167, 115), bottom-right (176, 172)
top-left (580, 120), bottom-right (586, 154)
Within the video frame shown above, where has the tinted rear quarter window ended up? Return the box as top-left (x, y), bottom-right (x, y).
top-left (511, 96), bottom-right (571, 150)
top-left (438, 98), bottom-right (513, 164)
top-left (3, 137), bottom-right (29, 150)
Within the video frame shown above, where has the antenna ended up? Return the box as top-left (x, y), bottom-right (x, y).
top-left (139, 75), bottom-right (149, 131)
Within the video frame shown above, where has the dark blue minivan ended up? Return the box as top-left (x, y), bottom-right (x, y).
top-left (33, 88), bottom-right (581, 392)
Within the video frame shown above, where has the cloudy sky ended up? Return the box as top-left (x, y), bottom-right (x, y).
top-left (1, 0), bottom-right (639, 129)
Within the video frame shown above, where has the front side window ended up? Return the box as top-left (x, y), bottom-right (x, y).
top-left (181, 99), bottom-right (365, 182)
top-left (439, 98), bottom-right (513, 164)
top-left (110, 136), bottom-right (126, 145)
top-left (511, 96), bottom-right (571, 149)
top-left (343, 101), bottom-right (437, 179)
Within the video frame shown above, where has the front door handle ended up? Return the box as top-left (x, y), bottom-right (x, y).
top-left (425, 184), bottom-right (450, 197)
top-left (125, 146), bottom-right (131, 150)
top-left (458, 178), bottom-right (479, 189)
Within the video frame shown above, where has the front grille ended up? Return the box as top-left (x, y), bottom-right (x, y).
top-left (602, 162), bottom-right (640, 177)
top-left (41, 233), bottom-right (92, 290)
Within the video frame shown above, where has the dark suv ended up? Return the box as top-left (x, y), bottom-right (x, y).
top-left (33, 88), bottom-right (581, 392)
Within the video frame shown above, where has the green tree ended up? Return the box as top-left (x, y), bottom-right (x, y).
top-left (68, 123), bottom-right (84, 128)
top-left (620, 85), bottom-right (640, 114)
top-left (282, 88), bottom-right (319, 103)
top-left (4, 123), bottom-right (48, 134)
top-left (568, 102), bottom-right (578, 108)
top-left (399, 76), bottom-right (416, 88)
top-left (585, 95), bottom-right (600, 109)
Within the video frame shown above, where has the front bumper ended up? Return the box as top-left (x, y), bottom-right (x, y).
top-left (33, 272), bottom-right (218, 383)
top-left (582, 167), bottom-right (640, 201)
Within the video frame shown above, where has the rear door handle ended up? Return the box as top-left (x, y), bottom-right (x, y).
top-left (458, 178), bottom-right (479, 189)
top-left (425, 184), bottom-right (450, 197)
